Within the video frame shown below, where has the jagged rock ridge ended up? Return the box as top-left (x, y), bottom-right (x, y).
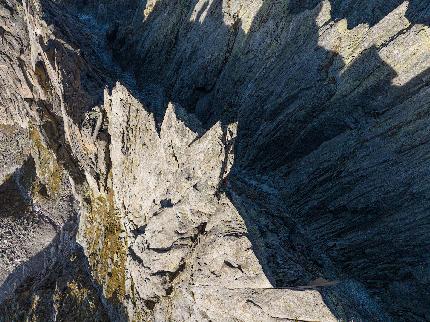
top-left (0, 0), bottom-right (429, 321)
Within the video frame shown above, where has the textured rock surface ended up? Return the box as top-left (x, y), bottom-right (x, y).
top-left (0, 0), bottom-right (429, 321)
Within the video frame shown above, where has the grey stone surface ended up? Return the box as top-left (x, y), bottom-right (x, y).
top-left (0, 0), bottom-right (429, 321)
top-left (0, 125), bottom-right (29, 184)
top-left (105, 1), bottom-right (430, 320)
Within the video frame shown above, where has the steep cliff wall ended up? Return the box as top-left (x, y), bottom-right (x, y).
top-left (106, 1), bottom-right (430, 319)
top-left (0, 0), bottom-right (429, 321)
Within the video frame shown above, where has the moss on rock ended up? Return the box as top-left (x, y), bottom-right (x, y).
top-left (28, 124), bottom-right (63, 196)
top-left (84, 189), bottom-right (127, 303)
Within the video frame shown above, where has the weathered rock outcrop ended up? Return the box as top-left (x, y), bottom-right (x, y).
top-left (0, 0), bottom-right (429, 321)
top-left (103, 1), bottom-right (430, 320)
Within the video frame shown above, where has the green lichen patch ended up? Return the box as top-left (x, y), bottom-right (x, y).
top-left (54, 280), bottom-right (108, 321)
top-left (84, 190), bottom-right (127, 303)
top-left (34, 61), bottom-right (52, 95)
top-left (28, 124), bottom-right (63, 196)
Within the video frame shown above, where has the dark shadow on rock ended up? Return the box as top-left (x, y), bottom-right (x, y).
top-left (110, 0), bottom-right (242, 115)
top-left (0, 222), bottom-right (112, 321)
top-left (290, 0), bottom-right (430, 29)
top-left (0, 158), bottom-right (114, 320)
top-left (12, 0), bottom-right (430, 320)
top-left (330, 0), bottom-right (430, 28)
top-left (121, 0), bottom-right (430, 320)
top-left (0, 220), bottom-right (68, 304)
top-left (0, 160), bottom-right (125, 321)
top-left (0, 157), bottom-right (36, 218)
top-left (225, 1), bottom-right (430, 321)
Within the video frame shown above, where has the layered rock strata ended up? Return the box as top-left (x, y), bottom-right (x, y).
top-left (0, 0), bottom-right (429, 321)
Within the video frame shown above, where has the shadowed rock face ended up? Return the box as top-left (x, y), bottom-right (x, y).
top-left (0, 0), bottom-right (429, 321)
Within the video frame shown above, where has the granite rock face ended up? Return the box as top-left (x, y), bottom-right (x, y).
top-left (0, 0), bottom-right (429, 321)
